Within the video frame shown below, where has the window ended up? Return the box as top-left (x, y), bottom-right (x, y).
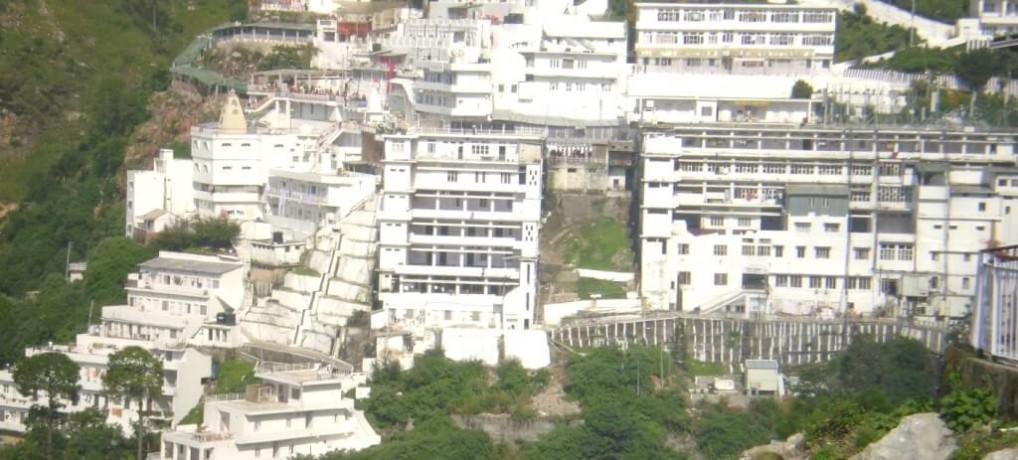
top-left (447, 171), bottom-right (458, 182)
top-left (714, 245), bottom-right (728, 256)
top-left (978, 202), bottom-right (987, 211)
top-left (825, 276), bottom-right (838, 289)
top-left (737, 217), bottom-right (751, 227)
top-left (854, 247), bottom-right (870, 260)
top-left (714, 273), bottom-right (728, 285)
top-left (700, 106), bottom-right (713, 117)
top-left (814, 247), bottom-right (831, 259)
top-left (742, 245), bottom-right (755, 256)
top-left (774, 275), bottom-right (789, 287)
top-left (848, 277), bottom-right (872, 290)
top-left (809, 276), bottom-right (822, 289)
top-left (962, 277), bottom-right (971, 289)
top-left (930, 251), bottom-right (939, 261)
top-left (796, 246), bottom-right (806, 258)
top-left (824, 223), bottom-right (840, 233)
top-left (710, 216), bottom-right (724, 227)
top-left (757, 246), bottom-right (771, 257)
top-left (879, 243), bottom-right (914, 261)
top-left (964, 253), bottom-right (972, 262)
top-left (795, 222), bottom-right (810, 232)
top-left (790, 276), bottom-right (803, 288)
top-left (773, 246), bottom-right (784, 257)
top-left (678, 272), bottom-right (691, 285)
top-left (678, 244), bottom-right (689, 255)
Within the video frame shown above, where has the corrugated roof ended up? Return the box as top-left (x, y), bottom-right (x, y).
top-left (746, 359), bottom-right (779, 370)
top-left (139, 257), bottom-right (242, 276)
top-left (785, 184), bottom-right (849, 196)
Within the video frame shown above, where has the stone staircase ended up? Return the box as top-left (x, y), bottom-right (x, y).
top-left (239, 195), bottom-right (379, 355)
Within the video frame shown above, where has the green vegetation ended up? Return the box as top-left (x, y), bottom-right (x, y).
top-left (153, 217), bottom-right (241, 253)
top-left (214, 359), bottom-right (258, 394)
top-left (938, 373), bottom-right (997, 433)
top-left (13, 352), bottom-right (81, 460)
top-left (293, 266), bottom-right (322, 277)
top-left (0, 0), bottom-right (245, 369)
top-left (576, 278), bottom-right (627, 299)
top-left (879, 0), bottom-right (970, 22)
top-left (792, 80), bottom-right (814, 99)
top-left (180, 401), bottom-right (205, 425)
top-left (257, 44), bottom-right (317, 71)
top-left (685, 360), bottom-right (727, 376)
top-left (563, 217), bottom-right (633, 271)
top-left (836, 5), bottom-right (916, 62)
top-left (102, 346), bottom-right (165, 460)
top-left (951, 428), bottom-right (1018, 460)
top-left (360, 353), bottom-right (547, 429)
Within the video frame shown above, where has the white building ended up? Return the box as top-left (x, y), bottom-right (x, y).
top-left (968, 0), bottom-right (1018, 37)
top-left (190, 93), bottom-right (341, 222)
top-left (0, 253), bottom-right (232, 434)
top-left (117, 252), bottom-right (247, 348)
top-left (633, 2), bottom-right (837, 75)
top-left (639, 125), bottom-right (1018, 318)
top-left (265, 166), bottom-right (377, 240)
top-left (157, 362), bottom-right (380, 460)
top-left (374, 128), bottom-right (545, 335)
top-left (0, 335), bottom-right (211, 435)
top-left (126, 148), bottom-right (195, 238)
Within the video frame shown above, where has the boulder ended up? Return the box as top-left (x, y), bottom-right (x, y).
top-left (984, 447), bottom-right (1018, 460)
top-left (851, 413), bottom-right (957, 460)
top-left (740, 433), bottom-right (807, 460)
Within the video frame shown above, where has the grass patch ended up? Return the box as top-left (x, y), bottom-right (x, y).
top-left (564, 217), bottom-right (633, 271)
top-left (576, 278), bottom-right (627, 299)
top-left (686, 360), bottom-right (728, 376)
top-left (214, 359), bottom-right (258, 394)
top-left (179, 401), bottom-right (204, 425)
top-left (293, 265), bottom-right (320, 277)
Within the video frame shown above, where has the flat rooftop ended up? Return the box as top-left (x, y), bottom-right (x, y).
top-left (139, 257), bottom-right (243, 276)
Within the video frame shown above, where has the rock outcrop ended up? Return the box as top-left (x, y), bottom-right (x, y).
top-left (740, 433), bottom-right (807, 460)
top-left (851, 413), bottom-right (957, 460)
top-left (984, 447), bottom-right (1018, 460)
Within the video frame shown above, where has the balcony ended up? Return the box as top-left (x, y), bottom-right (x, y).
top-left (126, 279), bottom-right (212, 298)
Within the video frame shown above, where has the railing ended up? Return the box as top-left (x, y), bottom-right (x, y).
top-left (407, 125), bottom-right (547, 137)
top-left (205, 393), bottom-right (244, 403)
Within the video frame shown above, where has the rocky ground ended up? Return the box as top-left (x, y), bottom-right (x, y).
top-left (529, 361), bottom-right (581, 418)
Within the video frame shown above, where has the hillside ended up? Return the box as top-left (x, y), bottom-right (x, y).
top-left (0, 0), bottom-right (246, 360)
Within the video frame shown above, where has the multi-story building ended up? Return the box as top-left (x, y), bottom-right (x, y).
top-left (265, 166), bottom-right (377, 240)
top-left (634, 2), bottom-right (837, 74)
top-left (0, 252), bottom-right (231, 434)
top-left (190, 93), bottom-right (340, 221)
top-left (117, 251), bottom-right (247, 347)
top-left (157, 362), bottom-right (379, 460)
top-left (968, 0), bottom-right (1018, 37)
top-left (375, 128), bottom-right (545, 333)
top-left (639, 125), bottom-right (1018, 318)
top-left (126, 148), bottom-right (195, 237)
top-left (0, 335), bottom-right (211, 434)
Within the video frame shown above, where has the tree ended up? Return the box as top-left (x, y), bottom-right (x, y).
top-left (102, 346), bottom-right (163, 460)
top-left (13, 352), bottom-right (81, 460)
top-left (792, 80), bottom-right (814, 99)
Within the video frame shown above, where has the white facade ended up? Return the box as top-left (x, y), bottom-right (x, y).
top-left (126, 148), bottom-right (195, 237)
top-left (634, 3), bottom-right (837, 75)
top-left (375, 129), bottom-right (544, 333)
top-left (118, 252), bottom-right (247, 347)
top-left (969, 0), bottom-right (1018, 37)
top-left (266, 167), bottom-right (377, 240)
top-left (158, 363), bottom-right (380, 460)
top-left (639, 125), bottom-right (1018, 319)
top-left (190, 93), bottom-right (341, 222)
top-left (0, 253), bottom-right (230, 435)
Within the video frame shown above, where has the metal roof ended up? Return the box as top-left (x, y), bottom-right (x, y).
top-left (138, 257), bottom-right (242, 276)
top-left (745, 359), bottom-right (779, 370)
